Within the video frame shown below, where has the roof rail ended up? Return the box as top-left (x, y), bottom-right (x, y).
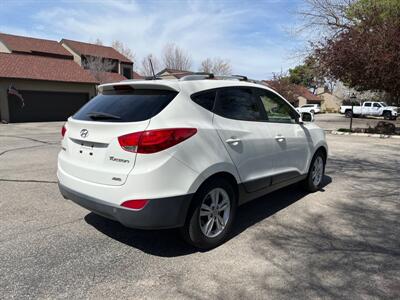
top-left (180, 73), bottom-right (215, 81)
top-left (180, 73), bottom-right (266, 86)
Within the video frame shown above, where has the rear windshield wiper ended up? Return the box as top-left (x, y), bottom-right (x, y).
top-left (86, 112), bottom-right (121, 120)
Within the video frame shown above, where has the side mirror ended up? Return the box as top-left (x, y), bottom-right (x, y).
top-left (301, 112), bottom-right (314, 122)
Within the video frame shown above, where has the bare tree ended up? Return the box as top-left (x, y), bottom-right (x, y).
top-left (298, 0), bottom-right (355, 37)
top-left (94, 38), bottom-right (103, 45)
top-left (112, 40), bottom-right (135, 62)
top-left (82, 55), bottom-right (116, 82)
top-left (141, 54), bottom-right (161, 77)
top-left (162, 43), bottom-right (192, 71)
top-left (199, 57), bottom-right (232, 75)
top-left (199, 58), bottom-right (213, 73)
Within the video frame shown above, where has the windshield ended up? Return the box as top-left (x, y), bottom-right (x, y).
top-left (73, 89), bottom-right (178, 122)
top-left (380, 102), bottom-right (388, 107)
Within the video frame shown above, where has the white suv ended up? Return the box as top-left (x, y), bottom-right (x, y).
top-left (297, 104), bottom-right (321, 114)
top-left (58, 76), bottom-right (328, 249)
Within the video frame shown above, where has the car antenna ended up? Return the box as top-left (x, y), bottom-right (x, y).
top-left (149, 58), bottom-right (156, 80)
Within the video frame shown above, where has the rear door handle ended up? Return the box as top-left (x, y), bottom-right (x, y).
top-left (275, 135), bottom-right (286, 142)
top-left (226, 137), bottom-right (241, 145)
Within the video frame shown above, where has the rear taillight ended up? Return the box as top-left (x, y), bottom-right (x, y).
top-left (121, 199), bottom-right (148, 210)
top-left (61, 124), bottom-right (67, 138)
top-left (118, 128), bottom-right (197, 154)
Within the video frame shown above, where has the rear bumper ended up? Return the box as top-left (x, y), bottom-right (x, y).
top-left (59, 183), bottom-right (193, 229)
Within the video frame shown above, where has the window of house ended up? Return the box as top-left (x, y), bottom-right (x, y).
top-left (215, 87), bottom-right (262, 121)
top-left (123, 67), bottom-right (132, 79)
top-left (254, 89), bottom-right (298, 123)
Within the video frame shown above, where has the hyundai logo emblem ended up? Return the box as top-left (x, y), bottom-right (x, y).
top-left (80, 129), bottom-right (89, 138)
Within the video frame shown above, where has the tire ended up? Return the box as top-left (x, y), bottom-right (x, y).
top-left (303, 151), bottom-right (326, 192)
top-left (345, 110), bottom-right (353, 118)
top-left (180, 178), bottom-right (237, 249)
top-left (383, 111), bottom-right (392, 120)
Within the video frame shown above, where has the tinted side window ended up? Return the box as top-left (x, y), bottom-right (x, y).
top-left (215, 88), bottom-right (262, 121)
top-left (373, 103), bottom-right (381, 107)
top-left (255, 89), bottom-right (297, 124)
top-left (73, 89), bottom-right (177, 122)
top-left (191, 90), bottom-right (216, 111)
top-left (364, 102), bottom-right (372, 107)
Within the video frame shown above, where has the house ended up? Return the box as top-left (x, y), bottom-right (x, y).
top-left (295, 85), bottom-right (323, 108)
top-left (315, 87), bottom-right (341, 112)
top-left (0, 33), bottom-right (137, 123)
top-left (0, 33), bottom-right (98, 123)
top-left (263, 80), bottom-right (323, 109)
top-left (156, 68), bottom-right (194, 79)
top-left (60, 39), bottom-right (133, 83)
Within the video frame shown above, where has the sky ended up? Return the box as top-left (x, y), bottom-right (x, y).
top-left (0, 0), bottom-right (307, 79)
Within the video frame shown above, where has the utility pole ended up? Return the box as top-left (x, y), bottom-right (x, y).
top-left (349, 93), bottom-right (356, 132)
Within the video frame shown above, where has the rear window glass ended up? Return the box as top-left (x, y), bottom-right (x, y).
top-left (73, 89), bottom-right (178, 122)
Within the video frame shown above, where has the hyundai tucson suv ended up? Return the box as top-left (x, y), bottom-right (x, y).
top-left (58, 76), bottom-right (328, 249)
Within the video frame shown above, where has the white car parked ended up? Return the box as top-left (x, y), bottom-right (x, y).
top-left (58, 75), bottom-right (328, 249)
top-left (297, 104), bottom-right (321, 114)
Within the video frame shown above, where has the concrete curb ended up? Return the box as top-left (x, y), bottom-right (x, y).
top-left (330, 130), bottom-right (400, 139)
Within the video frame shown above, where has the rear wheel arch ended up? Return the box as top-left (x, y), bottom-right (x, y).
top-left (185, 171), bottom-right (239, 222)
top-left (194, 172), bottom-right (239, 203)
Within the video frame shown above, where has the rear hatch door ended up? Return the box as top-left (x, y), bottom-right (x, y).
top-left (60, 84), bottom-right (179, 186)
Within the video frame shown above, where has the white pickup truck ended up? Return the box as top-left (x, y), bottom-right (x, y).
top-left (340, 101), bottom-right (398, 120)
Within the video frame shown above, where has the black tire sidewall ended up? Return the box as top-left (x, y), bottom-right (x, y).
top-left (182, 178), bottom-right (237, 249)
top-left (305, 152), bottom-right (325, 192)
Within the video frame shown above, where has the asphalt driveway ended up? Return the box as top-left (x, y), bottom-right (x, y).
top-left (0, 122), bottom-right (399, 299)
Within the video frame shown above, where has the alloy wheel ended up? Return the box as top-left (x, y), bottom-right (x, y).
top-left (311, 156), bottom-right (324, 186)
top-left (199, 188), bottom-right (231, 238)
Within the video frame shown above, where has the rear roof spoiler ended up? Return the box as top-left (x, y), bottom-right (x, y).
top-left (98, 81), bottom-right (181, 93)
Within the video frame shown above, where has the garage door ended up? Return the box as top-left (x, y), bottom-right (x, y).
top-left (8, 90), bottom-right (89, 123)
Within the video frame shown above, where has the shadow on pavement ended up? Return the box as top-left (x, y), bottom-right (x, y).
top-left (84, 175), bottom-right (332, 257)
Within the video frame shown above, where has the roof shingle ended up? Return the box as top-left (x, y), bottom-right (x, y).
top-left (0, 53), bottom-right (97, 84)
top-left (61, 39), bottom-right (132, 63)
top-left (0, 33), bottom-right (72, 58)
top-left (295, 85), bottom-right (321, 101)
top-left (156, 68), bottom-right (193, 79)
top-left (96, 72), bottom-right (127, 84)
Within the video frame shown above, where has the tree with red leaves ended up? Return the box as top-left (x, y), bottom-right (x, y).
top-left (310, 0), bottom-right (400, 104)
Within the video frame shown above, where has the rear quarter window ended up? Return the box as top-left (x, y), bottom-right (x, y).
top-left (73, 89), bottom-right (178, 122)
top-left (191, 90), bottom-right (216, 111)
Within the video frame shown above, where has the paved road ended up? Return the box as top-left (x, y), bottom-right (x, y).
top-left (1, 122), bottom-right (399, 299)
top-left (315, 113), bottom-right (399, 131)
